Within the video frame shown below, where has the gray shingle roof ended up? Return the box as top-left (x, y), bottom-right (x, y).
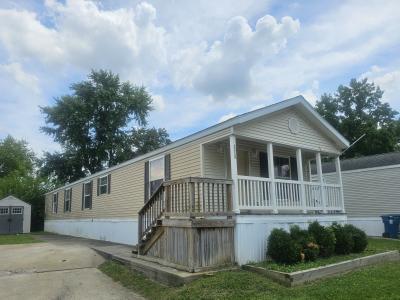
top-left (320, 152), bottom-right (400, 173)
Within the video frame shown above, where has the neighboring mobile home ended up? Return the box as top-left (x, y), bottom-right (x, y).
top-left (45, 96), bottom-right (349, 267)
top-left (319, 152), bottom-right (400, 237)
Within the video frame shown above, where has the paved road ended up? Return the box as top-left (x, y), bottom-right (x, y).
top-left (0, 234), bottom-right (143, 300)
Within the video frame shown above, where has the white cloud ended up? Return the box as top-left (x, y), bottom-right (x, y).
top-left (152, 94), bottom-right (165, 111)
top-left (0, 63), bottom-right (57, 154)
top-left (285, 80), bottom-right (320, 105)
top-left (218, 112), bottom-right (236, 123)
top-left (172, 14), bottom-right (300, 100)
top-left (361, 66), bottom-right (400, 109)
top-left (0, 1), bottom-right (168, 84)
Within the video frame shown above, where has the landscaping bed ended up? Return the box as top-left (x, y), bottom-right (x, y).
top-left (252, 237), bottom-right (400, 273)
top-left (244, 250), bottom-right (400, 287)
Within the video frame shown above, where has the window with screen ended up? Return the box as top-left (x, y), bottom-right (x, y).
top-left (149, 156), bottom-right (164, 195)
top-left (64, 188), bottom-right (72, 212)
top-left (52, 193), bottom-right (58, 213)
top-left (99, 176), bottom-right (108, 195)
top-left (84, 182), bottom-right (92, 209)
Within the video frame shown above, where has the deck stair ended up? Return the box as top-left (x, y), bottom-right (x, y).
top-left (135, 177), bottom-right (235, 272)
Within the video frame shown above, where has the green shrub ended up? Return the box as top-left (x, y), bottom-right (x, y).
top-left (303, 242), bottom-right (320, 261)
top-left (290, 225), bottom-right (312, 247)
top-left (331, 223), bottom-right (354, 255)
top-left (344, 224), bottom-right (368, 253)
top-left (267, 228), bottom-right (302, 265)
top-left (308, 221), bottom-right (336, 257)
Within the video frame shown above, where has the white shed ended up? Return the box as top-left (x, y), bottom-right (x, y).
top-left (0, 196), bottom-right (31, 234)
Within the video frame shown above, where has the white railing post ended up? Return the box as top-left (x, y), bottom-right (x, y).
top-left (335, 156), bottom-right (345, 213)
top-left (229, 135), bottom-right (240, 213)
top-left (296, 148), bottom-right (307, 214)
top-left (267, 143), bottom-right (278, 214)
top-left (316, 152), bottom-right (327, 213)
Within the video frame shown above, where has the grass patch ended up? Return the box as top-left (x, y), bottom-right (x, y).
top-left (253, 237), bottom-right (400, 272)
top-left (99, 261), bottom-right (173, 299)
top-left (100, 258), bottom-right (400, 300)
top-left (0, 234), bottom-right (41, 245)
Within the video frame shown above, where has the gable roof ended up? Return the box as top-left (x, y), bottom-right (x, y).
top-left (319, 152), bottom-right (400, 173)
top-left (0, 195), bottom-right (31, 206)
top-left (48, 95), bottom-right (349, 193)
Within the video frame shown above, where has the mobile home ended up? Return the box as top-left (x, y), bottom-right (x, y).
top-left (45, 96), bottom-right (349, 268)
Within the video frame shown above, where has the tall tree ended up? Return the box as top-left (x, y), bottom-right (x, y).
top-left (0, 135), bottom-right (34, 177)
top-left (41, 70), bottom-right (171, 182)
top-left (0, 136), bottom-right (50, 231)
top-left (316, 78), bottom-right (399, 158)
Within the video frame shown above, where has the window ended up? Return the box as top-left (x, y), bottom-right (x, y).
top-left (274, 156), bottom-right (291, 179)
top-left (11, 207), bottom-right (23, 214)
top-left (99, 175), bottom-right (108, 195)
top-left (0, 207), bottom-right (8, 215)
top-left (83, 182), bottom-right (92, 209)
top-left (149, 156), bottom-right (164, 195)
top-left (52, 193), bottom-right (58, 213)
top-left (64, 188), bottom-right (72, 212)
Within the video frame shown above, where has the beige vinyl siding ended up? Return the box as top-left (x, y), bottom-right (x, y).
top-left (234, 107), bottom-right (340, 154)
top-left (325, 166), bottom-right (400, 218)
top-left (45, 128), bottom-right (231, 220)
top-left (203, 143), bottom-right (228, 179)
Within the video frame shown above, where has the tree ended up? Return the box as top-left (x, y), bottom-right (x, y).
top-left (316, 78), bottom-right (399, 158)
top-left (0, 135), bottom-right (34, 177)
top-left (40, 70), bottom-right (171, 182)
top-left (0, 136), bottom-right (51, 231)
top-left (130, 127), bottom-right (171, 157)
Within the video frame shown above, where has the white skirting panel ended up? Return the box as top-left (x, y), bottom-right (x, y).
top-left (235, 214), bottom-right (347, 265)
top-left (347, 217), bottom-right (384, 237)
top-left (44, 218), bottom-right (138, 245)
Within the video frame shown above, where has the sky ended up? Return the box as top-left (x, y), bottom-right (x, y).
top-left (0, 0), bottom-right (399, 155)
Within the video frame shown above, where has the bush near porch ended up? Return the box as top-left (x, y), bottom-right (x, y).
top-left (100, 238), bottom-right (400, 300)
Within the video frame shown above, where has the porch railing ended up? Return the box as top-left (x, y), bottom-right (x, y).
top-left (237, 175), bottom-right (343, 212)
top-left (138, 177), bottom-right (233, 245)
top-left (164, 177), bottom-right (233, 216)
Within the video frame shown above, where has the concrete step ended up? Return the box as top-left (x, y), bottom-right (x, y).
top-left (92, 244), bottom-right (208, 286)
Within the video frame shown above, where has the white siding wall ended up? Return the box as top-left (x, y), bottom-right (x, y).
top-left (235, 214), bottom-right (347, 265)
top-left (44, 218), bottom-right (138, 245)
top-left (324, 165), bottom-right (400, 236)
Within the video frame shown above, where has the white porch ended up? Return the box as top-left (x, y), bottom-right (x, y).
top-left (202, 134), bottom-right (345, 215)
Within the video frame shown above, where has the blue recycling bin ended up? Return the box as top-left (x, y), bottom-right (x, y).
top-left (381, 215), bottom-right (400, 239)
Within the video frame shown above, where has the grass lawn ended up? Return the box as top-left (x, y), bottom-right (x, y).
top-left (0, 234), bottom-right (41, 245)
top-left (100, 258), bottom-right (400, 300)
top-left (253, 237), bottom-right (400, 272)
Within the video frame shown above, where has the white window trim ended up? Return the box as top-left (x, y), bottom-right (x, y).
top-left (11, 207), bottom-right (23, 214)
top-left (83, 181), bottom-right (92, 209)
top-left (52, 193), bottom-right (58, 213)
top-left (0, 207), bottom-right (9, 215)
top-left (99, 175), bottom-right (109, 195)
top-left (65, 188), bottom-right (72, 212)
top-left (149, 155), bottom-right (165, 195)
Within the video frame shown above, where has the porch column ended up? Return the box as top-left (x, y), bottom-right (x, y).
top-left (316, 152), bottom-right (327, 213)
top-left (267, 143), bottom-right (278, 214)
top-left (296, 149), bottom-right (307, 214)
top-left (335, 156), bottom-right (346, 213)
top-left (229, 135), bottom-right (240, 213)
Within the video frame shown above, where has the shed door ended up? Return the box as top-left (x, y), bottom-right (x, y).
top-left (0, 206), bottom-right (23, 234)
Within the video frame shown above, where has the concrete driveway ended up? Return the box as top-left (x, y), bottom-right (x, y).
top-left (0, 234), bottom-right (143, 300)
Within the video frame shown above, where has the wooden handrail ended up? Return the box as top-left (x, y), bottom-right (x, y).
top-left (138, 177), bottom-right (233, 247)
